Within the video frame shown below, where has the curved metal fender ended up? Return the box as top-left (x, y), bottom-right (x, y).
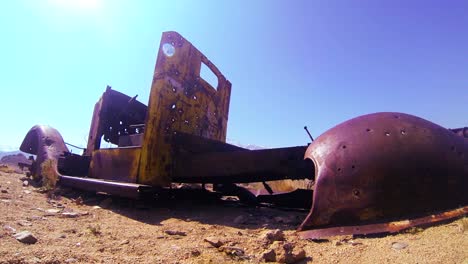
top-left (298, 112), bottom-right (467, 231)
top-left (20, 125), bottom-right (68, 178)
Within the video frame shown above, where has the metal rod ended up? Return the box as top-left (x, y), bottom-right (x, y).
top-left (304, 126), bottom-right (314, 142)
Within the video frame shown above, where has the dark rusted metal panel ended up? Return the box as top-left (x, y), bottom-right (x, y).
top-left (172, 146), bottom-right (313, 183)
top-left (58, 175), bottom-right (154, 199)
top-left (58, 153), bottom-right (90, 176)
top-left (139, 31), bottom-right (232, 187)
top-left (89, 147), bottom-right (141, 183)
top-left (298, 112), bottom-right (468, 235)
top-left (118, 134), bottom-right (143, 147)
top-left (172, 132), bottom-right (246, 154)
top-left (85, 86), bottom-right (147, 155)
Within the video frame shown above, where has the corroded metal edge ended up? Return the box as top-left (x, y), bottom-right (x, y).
top-left (298, 206), bottom-right (468, 239)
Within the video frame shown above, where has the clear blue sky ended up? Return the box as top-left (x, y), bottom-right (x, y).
top-left (1, 0), bottom-right (467, 152)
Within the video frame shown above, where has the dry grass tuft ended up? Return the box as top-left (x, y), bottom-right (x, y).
top-left (40, 159), bottom-right (59, 191)
top-left (87, 225), bottom-right (102, 236)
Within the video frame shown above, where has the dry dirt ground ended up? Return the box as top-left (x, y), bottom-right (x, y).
top-left (0, 168), bottom-right (467, 264)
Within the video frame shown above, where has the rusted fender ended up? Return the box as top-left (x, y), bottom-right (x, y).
top-left (20, 125), bottom-right (69, 178)
top-left (298, 112), bottom-right (467, 234)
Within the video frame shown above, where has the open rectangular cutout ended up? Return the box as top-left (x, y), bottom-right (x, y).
top-left (200, 62), bottom-right (218, 90)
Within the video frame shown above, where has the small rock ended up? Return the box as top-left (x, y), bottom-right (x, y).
top-left (119, 239), bottom-right (130, 245)
top-left (204, 236), bottom-right (225, 248)
top-left (13, 231), bottom-right (37, 244)
top-left (261, 248), bottom-right (276, 262)
top-left (28, 257), bottom-right (41, 263)
top-left (23, 190), bottom-right (31, 194)
top-left (391, 242), bottom-right (408, 250)
top-left (17, 220), bottom-right (32, 227)
top-left (233, 215), bottom-right (247, 224)
top-left (3, 225), bottom-right (16, 233)
top-left (61, 212), bottom-right (80, 218)
top-left (263, 229), bottom-right (285, 242)
top-left (73, 196), bottom-right (84, 205)
top-left (22, 180), bottom-right (29, 187)
top-left (1, 190), bottom-right (8, 193)
top-left (99, 198), bottom-right (112, 208)
top-left (271, 242), bottom-right (306, 264)
top-left (191, 249), bottom-right (201, 257)
top-left (45, 209), bottom-right (61, 215)
top-left (165, 230), bottom-right (187, 236)
top-left (76, 242), bottom-right (81, 247)
top-left (59, 234), bottom-right (67, 239)
top-left (65, 258), bottom-right (77, 263)
top-left (219, 246), bottom-right (247, 260)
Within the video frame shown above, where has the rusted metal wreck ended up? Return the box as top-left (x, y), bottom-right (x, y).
top-left (20, 31), bottom-right (467, 239)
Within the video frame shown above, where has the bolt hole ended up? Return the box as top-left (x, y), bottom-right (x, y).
top-left (342, 145), bottom-right (346, 149)
top-left (352, 189), bottom-right (360, 198)
top-left (162, 43), bottom-right (175, 57)
top-left (351, 165), bottom-right (355, 169)
top-left (394, 115), bottom-right (400, 119)
top-left (450, 146), bottom-right (456, 152)
top-left (366, 128), bottom-right (372, 132)
top-left (337, 168), bottom-right (342, 172)
top-left (401, 130), bottom-right (406, 135)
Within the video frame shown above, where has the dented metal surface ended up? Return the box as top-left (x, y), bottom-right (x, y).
top-left (298, 112), bottom-right (467, 236)
top-left (20, 125), bottom-right (69, 178)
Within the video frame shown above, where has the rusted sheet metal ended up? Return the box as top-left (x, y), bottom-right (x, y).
top-left (20, 125), bottom-right (69, 178)
top-left (173, 146), bottom-right (313, 183)
top-left (299, 206), bottom-right (468, 239)
top-left (450, 127), bottom-right (468, 138)
top-left (59, 175), bottom-right (153, 199)
top-left (173, 132), bottom-right (246, 154)
top-left (89, 147), bottom-right (141, 183)
top-left (85, 86), bottom-right (147, 155)
top-left (139, 31), bottom-right (232, 186)
top-left (298, 112), bottom-right (468, 234)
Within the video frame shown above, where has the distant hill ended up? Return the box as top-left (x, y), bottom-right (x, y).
top-left (227, 140), bottom-right (265, 150)
top-left (0, 151), bottom-right (31, 167)
top-left (0, 150), bottom-right (23, 159)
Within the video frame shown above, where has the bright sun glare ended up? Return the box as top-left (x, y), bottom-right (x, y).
top-left (48, 0), bottom-right (101, 11)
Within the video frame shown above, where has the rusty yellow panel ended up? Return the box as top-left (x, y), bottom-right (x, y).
top-left (90, 147), bottom-right (141, 183)
top-left (139, 31), bottom-right (232, 186)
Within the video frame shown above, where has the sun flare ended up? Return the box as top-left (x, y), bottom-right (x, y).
top-left (48, 0), bottom-right (101, 11)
